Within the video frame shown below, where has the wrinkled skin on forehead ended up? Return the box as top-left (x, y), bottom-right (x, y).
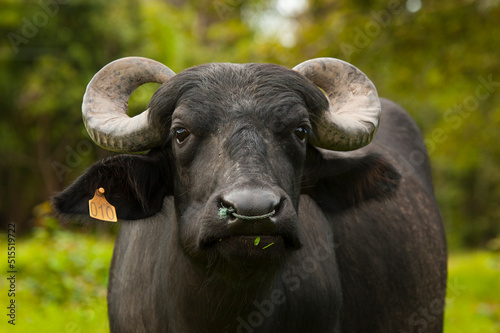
top-left (149, 63), bottom-right (326, 205)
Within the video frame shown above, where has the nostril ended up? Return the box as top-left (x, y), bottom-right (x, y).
top-left (218, 202), bottom-right (237, 221)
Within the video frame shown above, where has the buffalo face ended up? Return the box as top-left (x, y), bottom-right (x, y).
top-left (53, 57), bottom-right (381, 282)
top-left (147, 64), bottom-right (329, 278)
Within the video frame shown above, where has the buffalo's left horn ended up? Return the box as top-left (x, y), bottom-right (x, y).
top-left (294, 58), bottom-right (381, 151)
top-left (82, 57), bottom-right (175, 152)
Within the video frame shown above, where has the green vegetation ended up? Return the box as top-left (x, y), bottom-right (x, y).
top-left (0, 0), bottom-right (499, 331)
top-left (445, 251), bottom-right (500, 332)
top-left (1, 230), bottom-right (499, 332)
top-left (0, 226), bottom-right (111, 332)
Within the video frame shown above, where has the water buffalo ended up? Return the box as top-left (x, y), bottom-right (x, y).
top-left (53, 57), bottom-right (447, 332)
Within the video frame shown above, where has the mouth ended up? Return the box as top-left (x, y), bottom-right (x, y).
top-left (196, 235), bottom-right (290, 283)
top-left (202, 233), bottom-right (300, 263)
top-left (218, 235), bottom-right (283, 257)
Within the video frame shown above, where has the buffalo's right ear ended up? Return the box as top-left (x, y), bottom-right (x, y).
top-left (52, 149), bottom-right (171, 224)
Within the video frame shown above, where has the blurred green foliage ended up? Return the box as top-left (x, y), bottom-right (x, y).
top-left (0, 227), bottom-right (111, 332)
top-left (0, 0), bottom-right (499, 249)
top-left (445, 251), bottom-right (500, 332)
top-left (1, 2), bottom-right (498, 331)
top-left (0, 230), bottom-right (498, 332)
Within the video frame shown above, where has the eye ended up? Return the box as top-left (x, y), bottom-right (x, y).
top-left (174, 128), bottom-right (190, 144)
top-left (294, 126), bottom-right (308, 142)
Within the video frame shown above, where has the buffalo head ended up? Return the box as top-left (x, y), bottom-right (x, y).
top-left (54, 57), bottom-right (380, 282)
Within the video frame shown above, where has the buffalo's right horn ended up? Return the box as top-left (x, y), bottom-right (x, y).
top-left (294, 58), bottom-right (381, 151)
top-left (82, 57), bottom-right (175, 152)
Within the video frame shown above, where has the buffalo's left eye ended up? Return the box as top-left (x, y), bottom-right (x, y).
top-left (174, 128), bottom-right (190, 144)
top-left (294, 126), bottom-right (308, 142)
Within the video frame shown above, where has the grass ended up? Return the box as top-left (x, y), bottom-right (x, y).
top-left (1, 226), bottom-right (111, 332)
top-left (1, 226), bottom-right (499, 332)
top-left (444, 251), bottom-right (500, 332)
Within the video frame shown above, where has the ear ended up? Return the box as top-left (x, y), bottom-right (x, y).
top-left (303, 146), bottom-right (401, 210)
top-left (52, 149), bottom-right (172, 223)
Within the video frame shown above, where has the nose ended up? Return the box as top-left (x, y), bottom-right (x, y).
top-left (220, 188), bottom-right (280, 234)
top-left (222, 188), bottom-right (280, 218)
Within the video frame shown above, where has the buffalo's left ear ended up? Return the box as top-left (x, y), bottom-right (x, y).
top-left (302, 146), bottom-right (401, 209)
top-left (52, 149), bottom-right (171, 224)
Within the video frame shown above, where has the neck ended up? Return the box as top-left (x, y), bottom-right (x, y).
top-left (165, 246), bottom-right (281, 332)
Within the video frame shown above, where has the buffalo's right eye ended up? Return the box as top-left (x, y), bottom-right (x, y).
top-left (174, 128), bottom-right (190, 144)
top-left (294, 126), bottom-right (308, 142)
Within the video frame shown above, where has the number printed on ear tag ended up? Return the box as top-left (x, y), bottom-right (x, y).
top-left (88, 187), bottom-right (117, 222)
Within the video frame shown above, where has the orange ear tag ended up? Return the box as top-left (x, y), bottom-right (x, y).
top-left (88, 187), bottom-right (117, 222)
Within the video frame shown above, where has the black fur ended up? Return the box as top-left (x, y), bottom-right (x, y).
top-left (52, 63), bottom-right (446, 333)
top-left (303, 149), bottom-right (401, 210)
top-left (147, 63), bottom-right (328, 144)
top-left (53, 149), bottom-right (171, 223)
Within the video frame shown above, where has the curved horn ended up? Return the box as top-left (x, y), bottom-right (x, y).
top-left (293, 58), bottom-right (381, 151)
top-left (82, 57), bottom-right (175, 152)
